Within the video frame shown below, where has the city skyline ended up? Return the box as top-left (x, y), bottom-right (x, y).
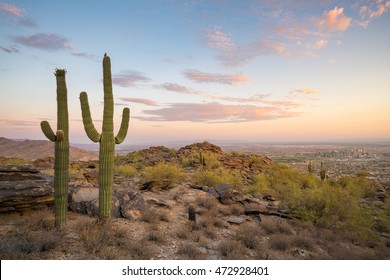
top-left (1, 0), bottom-right (389, 144)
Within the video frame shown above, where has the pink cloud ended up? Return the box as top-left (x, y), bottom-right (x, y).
top-left (184, 69), bottom-right (251, 85)
top-left (157, 83), bottom-right (197, 95)
top-left (316, 7), bottom-right (351, 31)
top-left (137, 102), bottom-right (299, 123)
top-left (14, 33), bottom-right (72, 51)
top-left (0, 118), bottom-right (37, 126)
top-left (360, 1), bottom-right (390, 19)
top-left (119, 97), bottom-right (157, 106)
top-left (0, 3), bottom-right (22, 16)
top-left (205, 27), bottom-right (236, 52)
top-left (112, 70), bottom-right (150, 88)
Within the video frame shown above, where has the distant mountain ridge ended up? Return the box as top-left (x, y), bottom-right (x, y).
top-left (0, 137), bottom-right (98, 161)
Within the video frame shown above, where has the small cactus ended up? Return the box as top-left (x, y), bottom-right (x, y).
top-left (188, 205), bottom-right (196, 222)
top-left (320, 161), bottom-right (326, 180)
top-left (308, 161), bottom-right (314, 174)
top-left (40, 69), bottom-right (69, 229)
top-left (80, 54), bottom-right (130, 220)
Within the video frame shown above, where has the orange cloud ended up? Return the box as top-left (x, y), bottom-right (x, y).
top-left (119, 97), bottom-right (156, 106)
top-left (184, 69), bottom-right (251, 85)
top-left (291, 87), bottom-right (318, 95)
top-left (316, 39), bottom-right (328, 49)
top-left (316, 7), bottom-right (351, 31)
top-left (136, 102), bottom-right (299, 123)
top-left (0, 118), bottom-right (37, 126)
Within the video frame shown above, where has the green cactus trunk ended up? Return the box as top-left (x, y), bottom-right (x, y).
top-left (40, 69), bottom-right (69, 229)
top-left (80, 54), bottom-right (130, 220)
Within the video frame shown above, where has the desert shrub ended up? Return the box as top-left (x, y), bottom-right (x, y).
top-left (217, 239), bottom-right (242, 256)
top-left (195, 196), bottom-right (218, 210)
top-left (176, 224), bottom-right (190, 239)
top-left (248, 164), bottom-right (380, 238)
top-left (269, 234), bottom-right (291, 251)
top-left (181, 157), bottom-right (191, 168)
top-left (203, 226), bottom-right (217, 239)
top-left (200, 152), bottom-right (222, 170)
top-left (147, 229), bottom-right (165, 244)
top-left (236, 223), bottom-right (262, 250)
top-left (193, 168), bottom-right (243, 189)
top-left (292, 236), bottom-right (313, 250)
top-left (127, 238), bottom-right (157, 260)
top-left (177, 242), bottom-right (206, 260)
top-left (140, 210), bottom-right (159, 224)
top-left (0, 157), bottom-right (30, 166)
top-left (116, 164), bottom-right (137, 178)
top-left (143, 162), bottom-right (184, 183)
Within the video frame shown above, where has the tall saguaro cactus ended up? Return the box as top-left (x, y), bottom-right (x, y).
top-left (80, 54), bottom-right (130, 220)
top-left (40, 69), bottom-right (69, 229)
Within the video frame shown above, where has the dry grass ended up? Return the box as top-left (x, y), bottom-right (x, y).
top-left (269, 234), bottom-right (291, 251)
top-left (177, 242), bottom-right (206, 260)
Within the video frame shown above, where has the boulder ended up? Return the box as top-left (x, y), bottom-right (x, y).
top-left (226, 215), bottom-right (248, 225)
top-left (215, 183), bottom-right (234, 204)
top-left (244, 203), bottom-right (269, 215)
top-left (0, 165), bottom-right (54, 213)
top-left (140, 179), bottom-right (172, 192)
top-left (120, 193), bottom-right (148, 220)
top-left (68, 187), bottom-right (99, 215)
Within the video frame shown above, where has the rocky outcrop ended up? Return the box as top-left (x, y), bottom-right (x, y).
top-left (177, 141), bottom-right (224, 158)
top-left (0, 165), bottom-right (54, 213)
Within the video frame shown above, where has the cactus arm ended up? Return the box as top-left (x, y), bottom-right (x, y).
top-left (56, 130), bottom-right (65, 141)
top-left (80, 91), bottom-right (101, 142)
top-left (115, 107), bottom-right (130, 144)
top-left (41, 121), bottom-right (57, 141)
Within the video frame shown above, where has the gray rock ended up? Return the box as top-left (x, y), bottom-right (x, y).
top-left (244, 203), bottom-right (268, 215)
top-left (0, 165), bottom-right (54, 213)
top-left (207, 187), bottom-right (219, 197)
top-left (226, 215), bottom-right (248, 225)
top-left (120, 194), bottom-right (148, 220)
top-left (215, 183), bottom-right (231, 199)
top-left (68, 187), bottom-right (99, 215)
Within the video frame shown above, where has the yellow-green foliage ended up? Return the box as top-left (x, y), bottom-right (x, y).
top-left (143, 162), bottom-right (183, 183)
top-left (0, 157), bottom-right (30, 166)
top-left (248, 164), bottom-right (381, 237)
top-left (200, 152), bottom-right (222, 169)
top-left (116, 164), bottom-right (137, 178)
top-left (193, 168), bottom-right (243, 190)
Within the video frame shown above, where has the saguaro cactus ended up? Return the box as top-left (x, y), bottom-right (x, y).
top-left (80, 54), bottom-right (130, 220)
top-left (40, 69), bottom-right (69, 229)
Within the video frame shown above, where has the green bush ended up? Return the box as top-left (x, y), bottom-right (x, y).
top-left (193, 168), bottom-right (243, 189)
top-left (247, 164), bottom-right (380, 238)
top-left (143, 162), bottom-right (184, 183)
top-left (116, 164), bottom-right (137, 178)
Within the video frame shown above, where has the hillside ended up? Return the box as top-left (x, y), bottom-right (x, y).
top-left (0, 141), bottom-right (389, 260)
top-left (0, 137), bottom-right (97, 161)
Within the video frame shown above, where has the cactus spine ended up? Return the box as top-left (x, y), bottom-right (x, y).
top-left (80, 54), bottom-right (130, 220)
top-left (40, 69), bottom-right (69, 229)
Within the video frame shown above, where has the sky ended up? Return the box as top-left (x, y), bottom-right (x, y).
top-left (0, 0), bottom-right (389, 145)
